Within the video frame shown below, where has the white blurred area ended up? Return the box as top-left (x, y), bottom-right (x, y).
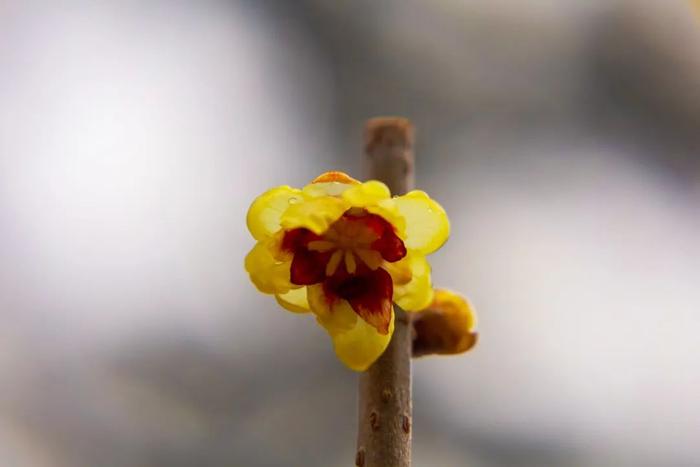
top-left (0, 2), bottom-right (332, 342)
top-left (1, 1), bottom-right (700, 466)
top-left (1, 3), bottom-right (334, 465)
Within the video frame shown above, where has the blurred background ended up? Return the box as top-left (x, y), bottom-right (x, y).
top-left (1, 1), bottom-right (700, 466)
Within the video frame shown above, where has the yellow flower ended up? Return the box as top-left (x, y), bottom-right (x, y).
top-left (412, 289), bottom-right (478, 357)
top-left (245, 171), bottom-right (450, 371)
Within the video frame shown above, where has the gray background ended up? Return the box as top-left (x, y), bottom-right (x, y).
top-left (2, 1), bottom-right (700, 466)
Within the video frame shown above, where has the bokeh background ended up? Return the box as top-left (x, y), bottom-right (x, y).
top-left (2, 1), bottom-right (700, 466)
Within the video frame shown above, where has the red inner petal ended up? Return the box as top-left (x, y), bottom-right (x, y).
top-left (290, 249), bottom-right (330, 285)
top-left (346, 212), bottom-right (407, 263)
top-left (324, 267), bottom-right (393, 334)
top-left (282, 228), bottom-right (321, 253)
top-left (284, 228), bottom-right (330, 286)
top-left (372, 229), bottom-right (406, 262)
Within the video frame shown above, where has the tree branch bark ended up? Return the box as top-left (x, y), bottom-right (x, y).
top-left (356, 117), bottom-right (414, 467)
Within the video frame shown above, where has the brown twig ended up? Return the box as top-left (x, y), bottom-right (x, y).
top-left (356, 117), bottom-right (415, 467)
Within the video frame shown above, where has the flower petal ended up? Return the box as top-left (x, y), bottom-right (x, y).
top-left (312, 171), bottom-right (360, 185)
top-left (394, 254), bottom-right (434, 311)
top-left (308, 284), bottom-right (358, 334)
top-left (247, 186), bottom-right (304, 240)
top-left (303, 182), bottom-right (352, 198)
top-left (341, 180), bottom-right (391, 207)
top-left (367, 200), bottom-right (406, 241)
top-left (412, 288), bottom-right (478, 357)
top-left (392, 190), bottom-right (449, 254)
top-left (280, 196), bottom-right (349, 235)
top-left (302, 171), bottom-right (360, 198)
top-left (333, 268), bottom-right (393, 335)
top-left (331, 310), bottom-right (395, 371)
top-left (371, 224), bottom-right (407, 262)
top-left (275, 287), bottom-right (310, 313)
top-left (290, 249), bottom-right (330, 285)
top-left (244, 242), bottom-right (293, 295)
top-left (384, 256), bottom-right (413, 286)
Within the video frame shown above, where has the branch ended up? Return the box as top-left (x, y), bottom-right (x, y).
top-left (356, 117), bottom-right (414, 467)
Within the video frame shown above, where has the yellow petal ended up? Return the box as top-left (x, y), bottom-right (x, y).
top-left (394, 254), bottom-right (434, 312)
top-left (244, 242), bottom-right (294, 295)
top-left (384, 255), bottom-right (413, 286)
top-left (341, 180), bottom-right (391, 207)
top-left (247, 185), bottom-right (304, 240)
top-left (303, 182), bottom-right (354, 198)
top-left (275, 287), bottom-right (310, 313)
top-left (280, 196), bottom-right (349, 235)
top-left (412, 288), bottom-right (477, 357)
top-left (307, 284), bottom-right (358, 334)
top-left (331, 309), bottom-right (395, 371)
top-left (342, 180), bottom-right (405, 241)
top-left (392, 190), bottom-right (449, 254)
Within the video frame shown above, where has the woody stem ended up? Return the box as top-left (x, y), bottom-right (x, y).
top-left (356, 117), bottom-right (414, 467)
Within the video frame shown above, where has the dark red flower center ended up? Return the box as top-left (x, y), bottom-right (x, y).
top-left (282, 209), bottom-right (407, 334)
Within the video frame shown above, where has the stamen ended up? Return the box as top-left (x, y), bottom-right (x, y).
top-left (326, 249), bottom-right (343, 276)
top-left (308, 240), bottom-right (335, 252)
top-left (344, 250), bottom-right (357, 274)
top-left (355, 248), bottom-right (383, 270)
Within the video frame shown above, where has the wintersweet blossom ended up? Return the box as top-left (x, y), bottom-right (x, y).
top-left (245, 171), bottom-right (449, 371)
